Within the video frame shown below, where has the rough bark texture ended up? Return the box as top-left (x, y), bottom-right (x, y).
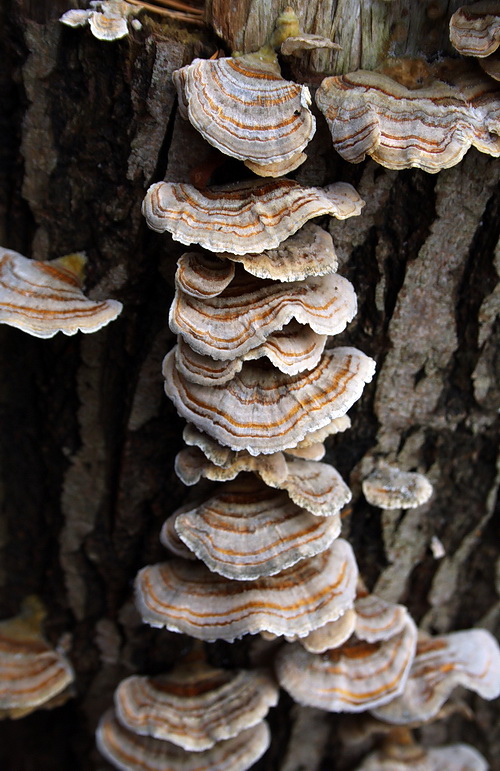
top-left (1, 0), bottom-right (499, 769)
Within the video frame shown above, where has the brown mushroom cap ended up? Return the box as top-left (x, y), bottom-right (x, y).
top-left (0, 248), bottom-right (122, 338)
top-left (175, 253), bottom-right (235, 299)
top-left (217, 224), bottom-right (339, 283)
top-left (163, 346), bottom-right (376, 456)
top-left (114, 662), bottom-right (278, 750)
top-left (169, 269), bottom-right (357, 360)
top-left (450, 2), bottom-right (500, 57)
top-left (172, 55), bottom-right (315, 176)
top-left (315, 66), bottom-right (500, 172)
top-left (0, 598), bottom-right (74, 718)
top-left (362, 465), bottom-right (433, 509)
top-left (142, 179), bottom-right (364, 255)
top-left (162, 476), bottom-right (342, 580)
top-left (174, 322), bottom-right (328, 380)
top-left (97, 709), bottom-right (270, 771)
top-left (275, 614), bottom-right (417, 712)
top-left (372, 629), bottom-right (500, 724)
top-left (135, 539), bottom-right (358, 642)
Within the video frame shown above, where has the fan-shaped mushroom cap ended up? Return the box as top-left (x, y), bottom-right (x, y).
top-left (135, 539), bottom-right (358, 642)
top-left (60, 9), bottom-right (92, 26)
top-left (88, 2), bottom-right (129, 40)
top-left (275, 614), bottom-right (417, 712)
top-left (294, 415), bottom-right (352, 446)
top-left (142, 180), bottom-right (365, 255)
top-left (0, 248), bottom-right (122, 338)
top-left (163, 346), bottom-right (376, 456)
top-left (97, 710), bottom-right (270, 771)
top-left (299, 608), bottom-right (357, 654)
top-left (162, 476), bottom-right (342, 580)
top-left (281, 33), bottom-right (341, 56)
top-left (244, 152), bottom-right (307, 177)
top-left (114, 662), bottom-right (278, 750)
top-left (285, 442), bottom-right (326, 460)
top-left (170, 270), bottom-right (357, 360)
top-left (218, 224), bottom-right (338, 282)
top-left (356, 740), bottom-right (488, 771)
top-left (315, 67), bottom-right (500, 172)
top-left (372, 629), bottom-right (500, 724)
top-left (450, 3), bottom-right (500, 57)
top-left (172, 55), bottom-right (315, 177)
top-left (175, 253), bottom-right (235, 299)
top-left (355, 595), bottom-right (411, 643)
top-left (362, 465), bottom-right (433, 510)
top-left (175, 445), bottom-right (350, 518)
top-left (174, 323), bottom-right (328, 380)
top-left (0, 598), bottom-right (74, 719)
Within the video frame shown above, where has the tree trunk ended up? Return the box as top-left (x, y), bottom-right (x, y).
top-left (1, 0), bottom-right (499, 769)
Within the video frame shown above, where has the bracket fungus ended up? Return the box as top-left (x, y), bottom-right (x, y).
top-left (450, 3), bottom-right (500, 57)
top-left (172, 54), bottom-right (315, 177)
top-left (315, 64), bottom-right (500, 172)
top-left (0, 598), bottom-right (74, 719)
top-left (162, 476), bottom-right (342, 580)
top-left (163, 346), bottom-right (376, 455)
top-left (114, 659), bottom-right (278, 750)
top-left (362, 465), bottom-right (433, 510)
top-left (355, 734), bottom-right (488, 771)
top-left (135, 539), bottom-right (358, 642)
top-left (175, 253), bottom-right (236, 299)
top-left (142, 179), bottom-right (364, 255)
top-left (275, 606), bottom-right (417, 712)
top-left (0, 248), bottom-right (122, 338)
top-left (372, 628), bottom-right (500, 724)
top-left (60, 1), bottom-right (136, 40)
top-left (97, 710), bottom-right (271, 771)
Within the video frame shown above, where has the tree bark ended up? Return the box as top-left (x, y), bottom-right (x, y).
top-left (1, 0), bottom-right (499, 769)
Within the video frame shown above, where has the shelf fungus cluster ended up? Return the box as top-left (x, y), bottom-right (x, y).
top-left (97, 653), bottom-right (277, 771)
top-left (60, 1), bottom-right (141, 41)
top-left (0, 598), bottom-right (74, 719)
top-left (0, 247), bottom-right (122, 338)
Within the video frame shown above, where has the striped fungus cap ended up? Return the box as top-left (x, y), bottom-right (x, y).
top-left (450, 2), bottom-right (500, 57)
top-left (114, 659), bottom-right (278, 750)
top-left (362, 465), bottom-right (433, 510)
top-left (162, 346), bottom-right (376, 456)
top-left (296, 607), bottom-right (357, 654)
top-left (135, 539), bottom-right (358, 642)
top-left (217, 224), bottom-right (339, 283)
top-left (172, 53), bottom-right (315, 177)
top-left (97, 710), bottom-right (270, 771)
top-left (275, 609), bottom-right (417, 712)
top-left (372, 628), bottom-right (500, 725)
top-left (174, 323), bottom-right (328, 380)
top-left (174, 445), bottom-right (351, 518)
top-left (0, 248), bottom-right (122, 338)
top-left (161, 475), bottom-right (342, 580)
top-left (175, 253), bottom-right (235, 299)
top-left (142, 179), bottom-right (364, 255)
top-left (0, 597), bottom-right (74, 719)
top-left (315, 63), bottom-right (500, 173)
top-left (169, 268), bottom-right (357, 360)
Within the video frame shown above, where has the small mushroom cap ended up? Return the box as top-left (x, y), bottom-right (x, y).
top-left (175, 253), bottom-right (235, 299)
top-left (218, 224), bottom-right (339, 283)
top-left (0, 248), bottom-right (122, 338)
top-left (316, 66), bottom-right (500, 172)
top-left (172, 55), bottom-right (315, 175)
top-left (163, 346), bottom-right (376, 456)
top-left (285, 442), bottom-right (326, 460)
top-left (97, 709), bottom-right (270, 771)
top-left (175, 443), bottom-right (350, 518)
top-left (135, 539), bottom-right (358, 642)
top-left (142, 179), bottom-right (365, 255)
top-left (114, 663), bottom-right (278, 750)
top-left (356, 741), bottom-right (488, 771)
top-left (281, 33), bottom-right (341, 56)
top-left (244, 152), bottom-right (307, 177)
top-left (89, 7), bottom-right (129, 41)
top-left (293, 414), bottom-right (352, 446)
top-left (355, 595), bottom-right (410, 643)
top-left (450, 2), bottom-right (500, 57)
top-left (164, 475), bottom-right (342, 580)
top-left (275, 614), bottom-right (417, 712)
top-left (174, 322), bottom-right (328, 380)
top-left (170, 269), bottom-right (357, 360)
top-left (0, 598), bottom-right (74, 718)
top-left (300, 607), bottom-right (357, 654)
top-left (372, 628), bottom-right (500, 724)
top-left (362, 465), bottom-right (433, 509)
top-left (60, 9), bottom-right (92, 26)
